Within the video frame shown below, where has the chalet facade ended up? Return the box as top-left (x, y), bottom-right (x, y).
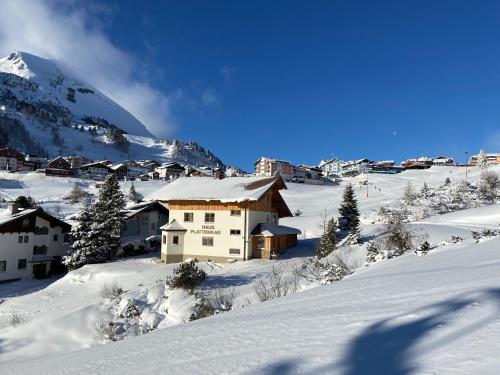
top-left (77, 162), bottom-right (113, 180)
top-left (0, 146), bottom-right (25, 172)
top-left (0, 206), bottom-right (71, 282)
top-left (122, 201), bottom-right (169, 243)
top-left (469, 151), bottom-right (500, 166)
top-left (150, 176), bottom-right (300, 263)
top-left (155, 162), bottom-right (186, 180)
top-left (254, 157), bottom-right (294, 181)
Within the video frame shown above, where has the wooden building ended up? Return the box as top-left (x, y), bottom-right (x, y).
top-left (150, 175), bottom-right (300, 263)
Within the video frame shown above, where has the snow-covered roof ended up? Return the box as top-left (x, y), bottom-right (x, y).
top-left (251, 223), bottom-right (301, 237)
top-left (160, 219), bottom-right (186, 231)
top-left (0, 208), bottom-right (38, 226)
top-left (147, 176), bottom-right (286, 203)
top-left (124, 201), bottom-right (168, 218)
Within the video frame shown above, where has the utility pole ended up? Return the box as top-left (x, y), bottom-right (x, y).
top-left (465, 151), bottom-right (469, 179)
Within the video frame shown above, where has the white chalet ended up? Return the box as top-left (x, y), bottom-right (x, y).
top-left (148, 176), bottom-right (300, 263)
top-left (0, 206), bottom-right (71, 282)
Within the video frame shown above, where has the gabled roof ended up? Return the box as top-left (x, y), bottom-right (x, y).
top-left (124, 201), bottom-right (169, 218)
top-left (147, 176), bottom-right (287, 203)
top-left (0, 207), bottom-right (71, 232)
top-left (160, 219), bottom-right (186, 231)
top-left (251, 223), bottom-right (301, 237)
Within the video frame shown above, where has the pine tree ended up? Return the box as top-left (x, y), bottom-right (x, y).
top-left (338, 183), bottom-right (360, 235)
top-left (420, 182), bottom-right (430, 197)
top-left (415, 241), bottom-right (431, 256)
top-left (365, 242), bottom-right (379, 265)
top-left (91, 174), bottom-right (126, 260)
top-left (64, 175), bottom-right (126, 270)
top-left (316, 217), bottom-right (338, 258)
top-left (128, 183), bottom-right (143, 203)
top-left (63, 198), bottom-right (96, 270)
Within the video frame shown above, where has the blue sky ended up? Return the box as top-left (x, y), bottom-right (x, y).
top-left (7, 0), bottom-right (500, 170)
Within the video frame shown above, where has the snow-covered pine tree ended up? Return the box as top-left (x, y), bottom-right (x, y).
top-left (338, 183), bottom-right (360, 236)
top-left (316, 217), bottom-right (338, 258)
top-left (63, 197), bottom-right (96, 270)
top-left (420, 182), bottom-right (430, 198)
top-left (365, 242), bottom-right (379, 265)
top-left (91, 174), bottom-right (126, 261)
top-left (415, 241), bottom-right (431, 256)
top-left (127, 183), bottom-right (143, 203)
top-left (477, 149), bottom-right (488, 170)
top-left (402, 182), bottom-right (416, 205)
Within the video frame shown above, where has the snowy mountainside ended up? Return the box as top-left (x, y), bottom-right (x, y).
top-left (0, 52), bottom-right (226, 168)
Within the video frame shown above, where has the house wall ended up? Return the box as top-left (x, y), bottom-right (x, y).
top-left (122, 210), bottom-right (168, 239)
top-left (160, 205), bottom-right (279, 263)
top-left (0, 216), bottom-right (65, 282)
top-left (0, 156), bottom-right (19, 171)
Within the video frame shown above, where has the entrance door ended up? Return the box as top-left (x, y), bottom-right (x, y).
top-left (32, 263), bottom-right (47, 279)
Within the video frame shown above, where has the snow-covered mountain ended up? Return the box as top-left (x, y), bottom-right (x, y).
top-left (0, 51), bottom-right (225, 168)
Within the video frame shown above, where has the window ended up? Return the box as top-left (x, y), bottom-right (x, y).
top-left (184, 212), bottom-right (194, 222)
top-left (33, 245), bottom-right (47, 255)
top-left (172, 235), bottom-right (179, 245)
top-left (205, 213), bottom-right (215, 223)
top-left (151, 223), bottom-right (156, 231)
top-left (229, 248), bottom-right (240, 255)
top-left (18, 259), bottom-right (27, 270)
top-left (22, 219), bottom-right (29, 228)
top-left (257, 238), bottom-right (265, 249)
top-left (230, 210), bottom-right (241, 216)
top-left (142, 217), bottom-right (148, 225)
top-left (18, 236), bottom-right (23, 243)
top-left (0, 261), bottom-right (6, 272)
top-left (230, 229), bottom-right (241, 236)
top-left (202, 237), bottom-right (214, 246)
top-left (162, 235), bottom-right (166, 245)
top-left (53, 234), bottom-right (59, 242)
top-left (24, 236), bottom-right (29, 243)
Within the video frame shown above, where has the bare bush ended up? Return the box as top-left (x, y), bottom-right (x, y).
top-left (92, 314), bottom-right (117, 342)
top-left (295, 251), bottom-right (355, 284)
top-left (254, 265), bottom-right (300, 302)
top-left (377, 207), bottom-right (426, 255)
top-left (9, 312), bottom-right (25, 327)
top-left (99, 281), bottom-right (124, 300)
top-left (209, 287), bottom-right (238, 312)
top-left (66, 183), bottom-right (89, 203)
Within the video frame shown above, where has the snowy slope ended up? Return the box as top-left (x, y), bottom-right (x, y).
top-left (1, 166), bottom-right (500, 374)
top-left (1, 208), bottom-right (499, 374)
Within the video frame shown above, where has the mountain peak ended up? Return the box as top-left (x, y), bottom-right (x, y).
top-left (0, 51), bottom-right (63, 81)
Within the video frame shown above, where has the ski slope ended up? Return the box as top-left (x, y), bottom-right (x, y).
top-left (0, 165), bottom-right (499, 374)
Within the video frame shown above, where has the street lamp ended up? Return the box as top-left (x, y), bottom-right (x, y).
top-left (465, 151), bottom-right (469, 179)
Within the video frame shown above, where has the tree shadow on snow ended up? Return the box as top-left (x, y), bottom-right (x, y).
top-left (201, 274), bottom-right (260, 289)
top-left (260, 288), bottom-right (500, 375)
top-left (279, 238), bottom-right (317, 259)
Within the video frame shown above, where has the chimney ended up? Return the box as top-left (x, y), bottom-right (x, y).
top-left (10, 202), bottom-right (19, 215)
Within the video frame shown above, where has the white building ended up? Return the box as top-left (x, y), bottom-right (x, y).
top-left (341, 159), bottom-right (370, 176)
top-left (319, 159), bottom-right (345, 177)
top-left (0, 206), bottom-right (71, 282)
top-left (254, 157), bottom-right (295, 181)
top-left (148, 176), bottom-right (300, 263)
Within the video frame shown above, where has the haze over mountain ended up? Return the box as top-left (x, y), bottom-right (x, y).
top-left (0, 51), bottom-right (225, 168)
